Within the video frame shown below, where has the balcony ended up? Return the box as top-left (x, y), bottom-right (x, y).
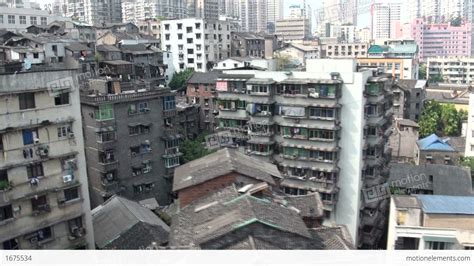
top-left (31, 204), bottom-right (51, 216)
top-left (162, 147), bottom-right (183, 158)
top-left (163, 109), bottom-right (177, 118)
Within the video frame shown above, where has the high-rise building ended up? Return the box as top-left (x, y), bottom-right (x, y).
top-left (239, 0), bottom-right (267, 33)
top-left (215, 59), bottom-right (393, 248)
top-left (161, 18), bottom-right (232, 73)
top-left (411, 18), bottom-right (472, 61)
top-left (275, 17), bottom-right (312, 41)
top-left (218, 0), bottom-right (240, 18)
top-left (62, 0), bottom-right (122, 25)
top-left (188, 0), bottom-right (219, 20)
top-left (0, 69), bottom-right (94, 249)
top-left (371, 1), bottom-right (402, 39)
top-left (266, 0), bottom-right (283, 33)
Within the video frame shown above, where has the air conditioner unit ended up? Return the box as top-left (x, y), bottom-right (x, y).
top-left (106, 172), bottom-right (114, 181)
top-left (34, 137), bottom-right (40, 144)
top-left (63, 175), bottom-right (73, 183)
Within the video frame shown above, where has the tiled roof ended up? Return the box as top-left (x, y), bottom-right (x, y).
top-left (417, 134), bottom-right (455, 151)
top-left (389, 163), bottom-right (473, 196)
top-left (173, 148), bottom-right (282, 191)
top-left (186, 70), bottom-right (221, 84)
top-left (92, 195), bottom-right (170, 249)
top-left (416, 195), bottom-right (474, 215)
top-left (309, 226), bottom-right (355, 249)
top-left (170, 185), bottom-right (322, 249)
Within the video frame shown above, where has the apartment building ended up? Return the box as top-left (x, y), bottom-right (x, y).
top-left (231, 32), bottom-right (265, 58)
top-left (0, 5), bottom-right (52, 32)
top-left (189, 0), bottom-right (220, 20)
top-left (215, 59), bottom-right (394, 248)
top-left (371, 1), bottom-right (402, 39)
top-left (240, 0), bottom-right (267, 33)
top-left (275, 18), bottom-right (311, 41)
top-left (327, 24), bottom-right (356, 43)
top-left (426, 57), bottom-right (474, 84)
top-left (81, 69), bottom-right (179, 208)
top-left (392, 79), bottom-right (426, 121)
top-left (63, 0), bottom-right (123, 25)
top-left (0, 69), bottom-right (94, 249)
top-left (161, 18), bottom-right (231, 73)
top-left (357, 40), bottom-right (419, 80)
top-left (411, 18), bottom-right (472, 61)
top-left (266, 0), bottom-right (284, 33)
top-left (387, 195), bottom-right (474, 250)
top-left (324, 43), bottom-right (368, 59)
top-left (186, 70), bottom-right (221, 132)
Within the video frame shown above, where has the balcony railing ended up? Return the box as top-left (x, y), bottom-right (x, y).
top-left (81, 90), bottom-right (165, 104)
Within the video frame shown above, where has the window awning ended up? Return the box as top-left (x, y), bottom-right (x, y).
top-left (423, 236), bottom-right (457, 243)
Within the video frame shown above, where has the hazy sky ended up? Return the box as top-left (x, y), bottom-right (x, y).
top-left (33, 0), bottom-right (370, 28)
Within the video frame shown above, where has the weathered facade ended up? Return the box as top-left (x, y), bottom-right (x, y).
top-left (0, 70), bottom-right (94, 249)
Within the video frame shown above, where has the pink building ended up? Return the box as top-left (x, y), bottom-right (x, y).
top-left (411, 18), bottom-right (472, 61)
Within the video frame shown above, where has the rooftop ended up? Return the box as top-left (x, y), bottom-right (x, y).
top-left (389, 163), bottom-right (473, 196)
top-left (187, 70), bottom-right (221, 84)
top-left (173, 148), bottom-right (282, 192)
top-left (417, 134), bottom-right (456, 151)
top-left (170, 185), bottom-right (323, 249)
top-left (416, 195), bottom-right (474, 215)
top-left (92, 195), bottom-right (170, 249)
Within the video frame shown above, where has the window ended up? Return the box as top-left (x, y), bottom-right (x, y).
top-left (165, 157), bottom-right (180, 168)
top-left (425, 241), bottom-right (451, 250)
top-left (178, 45), bottom-right (183, 51)
top-left (95, 105), bottom-right (114, 121)
top-left (68, 217), bottom-right (83, 234)
top-left (27, 163), bottom-right (44, 179)
top-left (165, 34), bottom-right (170, 40)
top-left (31, 195), bottom-right (48, 212)
top-left (8, 15), bottom-right (15, 24)
top-left (99, 150), bottom-right (115, 164)
top-left (138, 102), bottom-right (148, 113)
top-left (54, 92), bottom-right (69, 105)
top-left (40, 17), bottom-right (47, 25)
top-left (57, 125), bottom-right (72, 138)
top-left (0, 205), bottom-right (13, 222)
top-left (163, 96), bottom-right (176, 110)
top-left (0, 15), bottom-right (3, 24)
top-left (309, 108), bottom-right (335, 119)
top-left (64, 187), bottom-right (79, 202)
top-left (2, 239), bottom-right (19, 250)
top-left (19, 93), bottom-right (35, 110)
top-left (0, 134), bottom-right (3, 151)
top-left (177, 23), bottom-right (182, 30)
top-left (22, 128), bottom-right (38, 145)
top-left (96, 131), bottom-right (115, 142)
top-left (178, 33), bottom-right (183, 40)
top-left (30, 16), bottom-right (37, 25)
top-left (164, 24), bottom-right (169, 30)
top-left (187, 48), bottom-right (194, 54)
top-left (196, 33), bottom-right (201, 39)
top-left (19, 16), bottom-right (26, 24)
top-left (33, 52), bottom-right (39, 59)
top-left (186, 26), bottom-right (192, 33)
top-left (28, 227), bottom-right (52, 242)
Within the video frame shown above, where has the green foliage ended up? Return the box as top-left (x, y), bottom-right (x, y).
top-left (94, 53), bottom-right (103, 62)
top-left (168, 69), bottom-right (194, 91)
top-left (179, 131), bottom-right (214, 164)
top-left (418, 64), bottom-right (426, 80)
top-left (460, 157), bottom-right (474, 175)
top-left (0, 180), bottom-right (12, 191)
top-left (274, 53), bottom-right (292, 71)
top-left (419, 101), bottom-right (464, 137)
top-left (429, 73), bottom-right (444, 83)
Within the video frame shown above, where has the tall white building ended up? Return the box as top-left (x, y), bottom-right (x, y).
top-left (62, 0), bottom-right (122, 25)
top-left (161, 18), bottom-right (231, 73)
top-left (239, 0), bottom-right (267, 33)
top-left (190, 0), bottom-right (220, 20)
top-left (267, 0), bottom-right (283, 33)
top-left (371, 1), bottom-right (402, 39)
top-left (121, 0), bottom-right (158, 23)
top-left (218, 0), bottom-right (240, 18)
top-left (0, 5), bottom-right (56, 32)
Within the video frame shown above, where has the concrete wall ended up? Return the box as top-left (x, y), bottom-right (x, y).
top-left (423, 214), bottom-right (474, 231)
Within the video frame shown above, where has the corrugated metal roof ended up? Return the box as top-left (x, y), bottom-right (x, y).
top-left (417, 134), bottom-right (455, 151)
top-left (416, 195), bottom-right (474, 215)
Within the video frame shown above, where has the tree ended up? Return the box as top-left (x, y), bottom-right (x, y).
top-left (418, 64), bottom-right (426, 80)
top-left (460, 157), bottom-right (474, 175)
top-left (179, 131), bottom-right (215, 164)
top-left (418, 101), bottom-right (464, 137)
top-left (429, 73), bottom-right (444, 83)
top-left (274, 53), bottom-right (292, 71)
top-left (168, 69), bottom-right (194, 91)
